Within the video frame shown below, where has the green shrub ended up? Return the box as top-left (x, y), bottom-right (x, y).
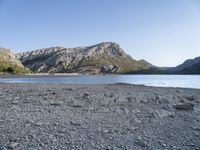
top-left (0, 61), bottom-right (31, 74)
top-left (6, 67), bottom-right (14, 73)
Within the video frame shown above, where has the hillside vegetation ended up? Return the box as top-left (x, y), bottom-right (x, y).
top-left (0, 61), bottom-right (31, 74)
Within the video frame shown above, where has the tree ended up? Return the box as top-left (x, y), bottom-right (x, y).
top-left (7, 67), bottom-right (14, 73)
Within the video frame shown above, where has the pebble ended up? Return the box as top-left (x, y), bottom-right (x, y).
top-left (50, 100), bottom-right (64, 106)
top-left (11, 100), bottom-right (19, 104)
top-left (0, 83), bottom-right (199, 149)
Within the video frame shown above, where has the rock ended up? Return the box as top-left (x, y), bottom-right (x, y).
top-left (51, 92), bottom-right (57, 95)
top-left (132, 108), bottom-right (141, 114)
top-left (82, 93), bottom-right (89, 99)
top-left (134, 117), bottom-right (142, 124)
top-left (134, 138), bottom-right (147, 147)
top-left (70, 121), bottom-right (81, 126)
top-left (102, 129), bottom-right (110, 134)
top-left (69, 100), bottom-right (84, 108)
top-left (155, 110), bottom-right (175, 118)
top-left (50, 100), bottom-right (64, 106)
top-left (186, 96), bottom-right (195, 101)
top-left (11, 100), bottom-right (19, 104)
top-left (173, 103), bottom-right (194, 111)
top-left (127, 97), bottom-right (134, 102)
top-left (7, 142), bottom-right (19, 149)
top-left (177, 89), bottom-right (184, 93)
top-left (34, 122), bottom-right (43, 126)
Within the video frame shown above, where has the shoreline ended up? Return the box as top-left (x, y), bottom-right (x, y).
top-left (0, 83), bottom-right (200, 149)
top-left (0, 82), bottom-right (200, 91)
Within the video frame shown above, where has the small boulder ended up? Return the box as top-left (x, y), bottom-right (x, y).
top-left (186, 96), bottom-right (195, 101)
top-left (173, 103), bottom-right (194, 111)
top-left (7, 142), bottom-right (19, 149)
top-left (134, 138), bottom-right (147, 147)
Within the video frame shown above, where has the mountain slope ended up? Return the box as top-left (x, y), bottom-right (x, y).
top-left (16, 42), bottom-right (150, 74)
top-left (0, 47), bottom-right (30, 74)
top-left (0, 47), bottom-right (23, 67)
top-left (138, 59), bottom-right (154, 68)
top-left (169, 57), bottom-right (200, 74)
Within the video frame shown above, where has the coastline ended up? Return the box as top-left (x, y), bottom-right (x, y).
top-left (0, 74), bottom-right (200, 90)
top-left (0, 83), bottom-right (200, 149)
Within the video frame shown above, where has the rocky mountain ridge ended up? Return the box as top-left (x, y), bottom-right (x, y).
top-left (1, 42), bottom-right (199, 74)
top-left (16, 42), bottom-right (150, 74)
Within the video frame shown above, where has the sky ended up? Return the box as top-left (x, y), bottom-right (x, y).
top-left (0, 0), bottom-right (200, 67)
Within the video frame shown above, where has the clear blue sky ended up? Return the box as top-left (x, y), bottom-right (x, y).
top-left (0, 0), bottom-right (200, 67)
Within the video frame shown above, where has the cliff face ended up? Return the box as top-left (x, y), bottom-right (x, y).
top-left (16, 42), bottom-right (150, 74)
top-left (0, 47), bottom-right (24, 67)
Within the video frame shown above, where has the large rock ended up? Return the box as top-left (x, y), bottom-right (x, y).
top-left (16, 42), bottom-right (150, 74)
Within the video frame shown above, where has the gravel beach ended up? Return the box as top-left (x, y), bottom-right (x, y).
top-left (0, 83), bottom-right (200, 150)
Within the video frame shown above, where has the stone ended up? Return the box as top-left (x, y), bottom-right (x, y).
top-left (82, 93), bottom-right (89, 99)
top-left (134, 138), bottom-right (147, 147)
top-left (186, 96), bottom-right (195, 101)
top-left (50, 100), bottom-right (64, 106)
top-left (69, 100), bottom-right (84, 108)
top-left (173, 103), bottom-right (194, 111)
top-left (7, 142), bottom-right (19, 149)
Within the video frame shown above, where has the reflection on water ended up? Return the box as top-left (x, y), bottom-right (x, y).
top-left (0, 75), bottom-right (200, 89)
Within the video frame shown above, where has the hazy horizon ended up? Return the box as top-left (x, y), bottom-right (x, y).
top-left (0, 0), bottom-right (200, 67)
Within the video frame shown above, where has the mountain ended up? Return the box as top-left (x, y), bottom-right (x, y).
top-left (0, 47), bottom-right (23, 67)
top-left (138, 59), bottom-right (154, 67)
top-left (0, 47), bottom-right (30, 74)
top-left (16, 42), bottom-right (150, 74)
top-left (169, 57), bottom-right (200, 74)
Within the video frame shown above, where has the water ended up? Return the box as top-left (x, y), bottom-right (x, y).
top-left (0, 75), bottom-right (200, 89)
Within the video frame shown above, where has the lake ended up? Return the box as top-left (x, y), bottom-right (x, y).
top-left (0, 75), bottom-right (200, 89)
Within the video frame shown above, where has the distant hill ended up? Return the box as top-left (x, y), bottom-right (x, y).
top-left (0, 47), bottom-right (30, 74)
top-left (2, 43), bottom-right (199, 75)
top-left (16, 42), bottom-right (151, 74)
top-left (169, 57), bottom-right (200, 74)
top-left (133, 57), bottom-right (200, 74)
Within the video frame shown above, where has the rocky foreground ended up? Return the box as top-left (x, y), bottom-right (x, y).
top-left (0, 83), bottom-right (200, 150)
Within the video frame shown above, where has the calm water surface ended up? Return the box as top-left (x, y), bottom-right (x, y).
top-left (0, 75), bottom-right (200, 89)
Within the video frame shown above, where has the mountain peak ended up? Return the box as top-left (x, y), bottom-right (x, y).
top-left (16, 42), bottom-right (148, 74)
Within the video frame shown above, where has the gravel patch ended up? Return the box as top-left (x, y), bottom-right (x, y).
top-left (0, 83), bottom-right (200, 150)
